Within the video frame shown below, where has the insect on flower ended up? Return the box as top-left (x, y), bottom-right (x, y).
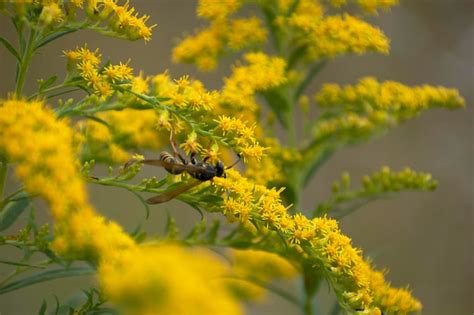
top-left (125, 131), bottom-right (240, 204)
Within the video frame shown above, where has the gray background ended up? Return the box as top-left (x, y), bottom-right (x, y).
top-left (0, 0), bottom-right (472, 314)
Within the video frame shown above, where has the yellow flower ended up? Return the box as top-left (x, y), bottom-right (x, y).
top-left (221, 52), bottom-right (287, 111)
top-left (197, 0), bottom-right (242, 20)
top-left (104, 62), bottom-right (134, 82)
top-left (180, 131), bottom-right (203, 154)
top-left (301, 14), bottom-right (390, 59)
top-left (226, 17), bottom-right (267, 50)
top-left (224, 249), bottom-right (297, 301)
top-left (212, 169), bottom-right (421, 311)
top-left (0, 99), bottom-right (243, 314)
top-left (316, 77), bottom-right (465, 120)
top-left (328, 0), bottom-right (399, 14)
top-left (230, 249), bottom-right (297, 280)
top-left (357, 0), bottom-right (399, 14)
top-left (99, 244), bottom-right (242, 315)
top-left (39, 2), bottom-right (64, 25)
top-left (172, 26), bottom-right (223, 71)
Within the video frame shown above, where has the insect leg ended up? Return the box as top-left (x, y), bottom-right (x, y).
top-left (169, 129), bottom-right (187, 164)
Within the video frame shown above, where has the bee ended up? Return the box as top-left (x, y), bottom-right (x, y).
top-left (125, 132), bottom-right (240, 204)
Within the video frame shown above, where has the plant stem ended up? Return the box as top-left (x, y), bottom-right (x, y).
top-left (0, 157), bottom-right (7, 200)
top-left (15, 29), bottom-right (36, 98)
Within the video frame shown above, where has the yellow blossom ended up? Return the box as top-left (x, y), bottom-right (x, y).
top-left (197, 0), bottom-right (242, 20)
top-left (39, 2), bottom-right (64, 25)
top-left (212, 169), bottom-right (421, 311)
top-left (0, 99), bottom-right (242, 314)
top-left (225, 248), bottom-right (297, 301)
top-left (316, 77), bottom-right (465, 120)
top-left (180, 131), bottom-right (203, 154)
top-left (99, 244), bottom-right (242, 315)
top-left (221, 53), bottom-right (287, 112)
top-left (300, 14), bottom-right (390, 59)
top-left (104, 62), bottom-right (134, 82)
top-left (226, 17), bottom-right (267, 50)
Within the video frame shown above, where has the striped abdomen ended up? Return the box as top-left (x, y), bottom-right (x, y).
top-left (159, 151), bottom-right (184, 174)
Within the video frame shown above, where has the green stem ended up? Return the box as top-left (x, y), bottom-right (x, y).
top-left (27, 83), bottom-right (74, 101)
top-left (287, 106), bottom-right (297, 148)
top-left (15, 29), bottom-right (36, 98)
top-left (0, 157), bottom-right (7, 200)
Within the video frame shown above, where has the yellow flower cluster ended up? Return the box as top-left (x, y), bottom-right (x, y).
top-left (316, 77), bottom-right (465, 120)
top-left (38, 1), bottom-right (64, 26)
top-left (313, 111), bottom-right (390, 142)
top-left (79, 108), bottom-right (165, 164)
top-left (212, 169), bottom-right (420, 312)
top-left (197, 0), bottom-right (242, 20)
top-left (0, 99), bottom-right (133, 257)
top-left (361, 166), bottom-right (438, 192)
top-left (230, 248), bottom-right (297, 279)
top-left (0, 99), bottom-right (241, 314)
top-left (317, 167), bottom-right (438, 215)
top-left (79, 0), bottom-right (155, 41)
top-left (329, 0), bottom-right (399, 14)
top-left (225, 249), bottom-right (297, 301)
top-left (2, 0), bottom-right (154, 40)
top-left (99, 244), bottom-right (242, 315)
top-left (369, 270), bottom-right (422, 313)
top-left (215, 116), bottom-right (267, 160)
top-left (285, 0), bottom-right (324, 32)
top-left (244, 137), bottom-right (302, 186)
top-left (298, 14), bottom-right (390, 60)
top-left (152, 73), bottom-right (219, 112)
top-left (64, 46), bottom-right (134, 99)
top-left (173, 2), bottom-right (266, 70)
top-left (221, 52), bottom-right (287, 112)
top-left (312, 77), bottom-right (465, 143)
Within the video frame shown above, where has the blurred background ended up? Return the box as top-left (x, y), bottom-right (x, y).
top-left (0, 0), bottom-right (472, 314)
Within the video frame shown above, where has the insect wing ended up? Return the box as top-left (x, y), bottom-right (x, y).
top-left (146, 180), bottom-right (202, 204)
top-left (141, 159), bottom-right (189, 173)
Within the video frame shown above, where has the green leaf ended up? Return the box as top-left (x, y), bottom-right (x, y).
top-left (302, 147), bottom-right (335, 187)
top-left (38, 75), bottom-right (57, 93)
top-left (198, 194), bottom-right (223, 204)
top-left (287, 45), bottom-right (307, 69)
top-left (0, 192), bottom-right (30, 232)
top-left (294, 60), bottom-right (327, 101)
top-left (0, 266), bottom-right (95, 295)
top-left (0, 36), bottom-right (20, 61)
top-left (164, 212), bottom-right (178, 239)
top-left (0, 260), bottom-right (46, 269)
top-left (330, 300), bottom-right (341, 315)
top-left (38, 299), bottom-right (47, 315)
top-left (128, 189), bottom-right (150, 219)
top-left (37, 29), bottom-right (79, 48)
top-left (206, 220), bottom-right (220, 243)
top-left (81, 115), bottom-right (111, 128)
top-left (262, 89), bottom-right (290, 128)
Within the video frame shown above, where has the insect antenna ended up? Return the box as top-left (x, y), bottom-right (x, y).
top-left (226, 153), bottom-right (241, 170)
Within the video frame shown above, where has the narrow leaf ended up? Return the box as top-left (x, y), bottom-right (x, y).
top-left (79, 115), bottom-right (111, 128)
top-left (330, 300), bottom-right (341, 315)
top-left (0, 266), bottom-right (95, 295)
top-left (38, 299), bottom-right (47, 315)
top-left (38, 75), bottom-right (57, 92)
top-left (0, 260), bottom-right (45, 269)
top-left (37, 29), bottom-right (79, 48)
top-left (0, 36), bottom-right (20, 61)
top-left (206, 220), bottom-right (220, 243)
top-left (0, 192), bottom-right (30, 232)
top-left (294, 60), bottom-right (327, 101)
top-left (128, 189), bottom-right (150, 219)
